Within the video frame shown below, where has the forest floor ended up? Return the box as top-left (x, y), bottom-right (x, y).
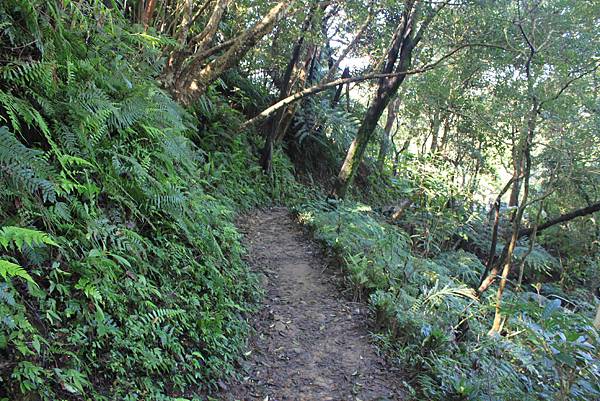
top-left (220, 207), bottom-right (405, 401)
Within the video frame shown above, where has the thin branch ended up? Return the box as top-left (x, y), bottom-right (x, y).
top-left (323, 7), bottom-right (376, 82)
top-left (478, 173), bottom-right (524, 289)
top-left (241, 42), bottom-right (507, 130)
top-left (413, 0), bottom-right (451, 45)
top-left (540, 63), bottom-right (600, 107)
top-left (518, 201), bottom-right (600, 238)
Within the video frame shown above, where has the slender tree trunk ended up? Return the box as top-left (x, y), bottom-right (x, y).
top-left (595, 304), bottom-right (600, 330)
top-left (329, 1), bottom-right (445, 198)
top-left (440, 115), bottom-right (451, 152)
top-left (516, 204), bottom-right (542, 290)
top-left (489, 140), bottom-right (531, 334)
top-left (508, 129), bottom-right (522, 208)
top-left (478, 177), bottom-right (518, 292)
top-left (137, 0), bottom-right (145, 24)
top-left (429, 110), bottom-right (441, 154)
top-left (260, 4), bottom-right (318, 172)
top-left (190, 0), bottom-right (231, 53)
top-left (142, 0), bottom-right (158, 30)
top-left (393, 139), bottom-right (410, 176)
top-left (478, 125), bottom-right (530, 295)
top-left (166, 0), bottom-right (223, 82)
top-left (489, 90), bottom-right (537, 333)
top-left (330, 77), bottom-right (406, 198)
top-left (468, 143), bottom-right (483, 196)
top-left (331, 67), bottom-right (350, 107)
top-left (175, 0), bottom-right (194, 44)
top-left (377, 97), bottom-right (400, 172)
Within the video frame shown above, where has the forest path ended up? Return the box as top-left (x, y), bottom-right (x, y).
top-left (221, 207), bottom-right (404, 401)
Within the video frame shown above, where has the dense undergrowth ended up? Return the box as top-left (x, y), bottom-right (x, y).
top-left (1, 1), bottom-right (599, 401)
top-left (0, 2), bottom-right (304, 399)
top-left (295, 161), bottom-right (600, 400)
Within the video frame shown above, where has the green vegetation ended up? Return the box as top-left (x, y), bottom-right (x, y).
top-left (1, 0), bottom-right (599, 400)
top-left (297, 194), bottom-right (599, 400)
top-left (0, 2), bottom-right (300, 398)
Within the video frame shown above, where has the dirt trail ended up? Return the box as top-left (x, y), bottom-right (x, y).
top-left (221, 207), bottom-right (404, 401)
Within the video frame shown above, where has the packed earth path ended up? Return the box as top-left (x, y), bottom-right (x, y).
top-left (220, 207), bottom-right (405, 401)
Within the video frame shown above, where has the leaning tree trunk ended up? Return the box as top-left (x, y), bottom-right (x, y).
top-left (477, 176), bottom-right (519, 293)
top-left (488, 71), bottom-right (538, 333)
top-left (330, 1), bottom-right (443, 199)
top-left (429, 110), bottom-right (441, 154)
top-left (173, 1), bottom-right (291, 105)
top-left (518, 201), bottom-right (600, 238)
top-left (330, 72), bottom-right (409, 198)
top-left (329, 3), bottom-right (419, 199)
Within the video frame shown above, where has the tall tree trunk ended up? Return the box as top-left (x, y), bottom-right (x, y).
top-left (377, 97), bottom-right (400, 172)
top-left (595, 304), bottom-right (600, 330)
top-left (142, 0), bottom-right (158, 30)
top-left (330, 2), bottom-right (431, 199)
top-left (478, 125), bottom-right (529, 295)
top-left (489, 80), bottom-right (537, 333)
top-left (489, 137), bottom-right (532, 335)
top-left (429, 110), bottom-right (441, 154)
top-left (260, 4), bottom-right (318, 173)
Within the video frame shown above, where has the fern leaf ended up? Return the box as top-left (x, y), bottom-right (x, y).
top-left (0, 259), bottom-right (36, 285)
top-left (0, 126), bottom-right (58, 202)
top-left (0, 226), bottom-right (58, 250)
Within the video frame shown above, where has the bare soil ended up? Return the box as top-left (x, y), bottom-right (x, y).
top-left (220, 207), bottom-right (404, 401)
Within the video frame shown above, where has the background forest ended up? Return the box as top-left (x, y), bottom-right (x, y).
top-left (0, 0), bottom-right (599, 400)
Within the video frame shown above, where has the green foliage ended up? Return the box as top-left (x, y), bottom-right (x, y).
top-left (0, 260), bottom-right (35, 285)
top-left (1, 0), bottom-right (598, 400)
top-left (0, 226), bottom-right (57, 250)
top-left (0, 1), bottom-right (300, 399)
top-left (297, 199), bottom-right (600, 401)
top-left (0, 226), bottom-right (56, 286)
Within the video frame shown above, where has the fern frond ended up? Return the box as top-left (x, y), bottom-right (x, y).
top-left (0, 226), bottom-right (58, 250)
top-left (75, 277), bottom-right (102, 303)
top-left (1, 61), bottom-right (55, 92)
top-left (0, 259), bottom-right (36, 285)
top-left (0, 90), bottom-right (51, 138)
top-left (140, 308), bottom-right (185, 326)
top-left (0, 126), bottom-right (57, 202)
